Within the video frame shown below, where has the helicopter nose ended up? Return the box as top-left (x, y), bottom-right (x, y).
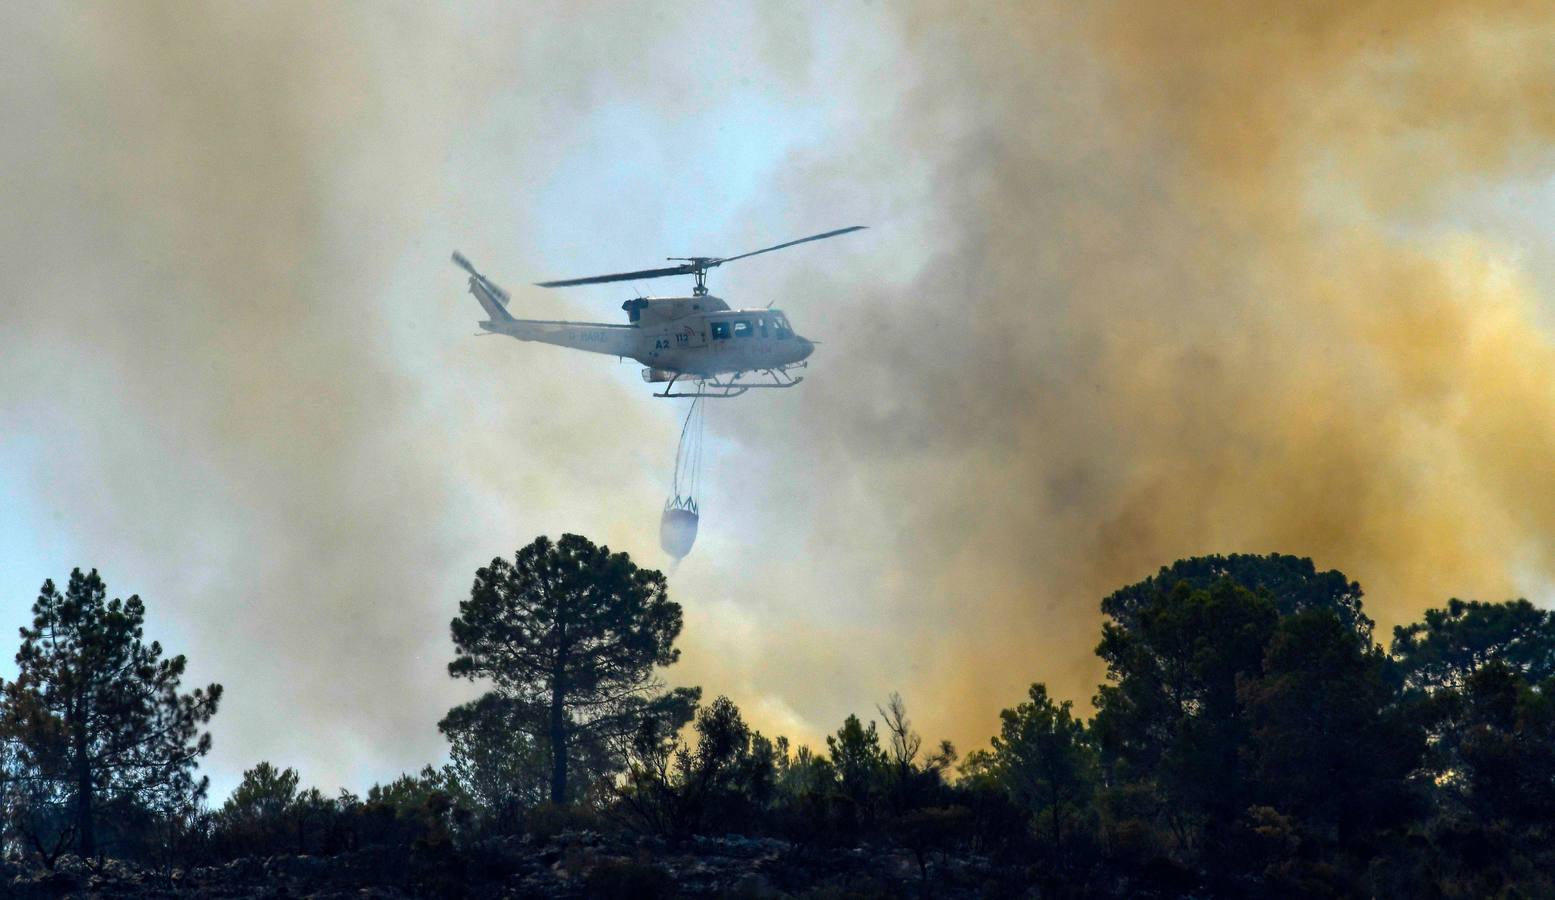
top-left (795, 337), bottom-right (815, 361)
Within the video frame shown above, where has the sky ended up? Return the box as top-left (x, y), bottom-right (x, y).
top-left (5, 1), bottom-right (1555, 800)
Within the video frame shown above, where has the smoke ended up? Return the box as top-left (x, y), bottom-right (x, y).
top-left (700, 1), bottom-right (1555, 746)
top-left (5, 1), bottom-right (1555, 787)
top-left (0, 2), bottom-right (692, 790)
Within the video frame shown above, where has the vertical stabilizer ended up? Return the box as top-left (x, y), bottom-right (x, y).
top-left (451, 252), bottom-right (515, 322)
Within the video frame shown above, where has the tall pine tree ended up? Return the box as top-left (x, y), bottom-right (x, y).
top-left (444, 535), bottom-right (697, 804)
top-left (1, 569), bottom-right (222, 858)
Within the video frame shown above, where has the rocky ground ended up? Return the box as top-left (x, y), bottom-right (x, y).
top-left (2, 832), bottom-right (1029, 898)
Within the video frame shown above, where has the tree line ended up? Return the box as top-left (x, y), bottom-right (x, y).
top-left (3, 539), bottom-right (1554, 896)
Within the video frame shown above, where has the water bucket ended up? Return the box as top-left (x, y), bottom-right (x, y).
top-left (660, 506), bottom-right (699, 559)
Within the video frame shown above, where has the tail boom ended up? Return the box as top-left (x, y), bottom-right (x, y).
top-left (484, 318), bottom-right (639, 357)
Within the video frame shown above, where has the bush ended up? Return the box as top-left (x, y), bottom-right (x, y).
top-left (524, 802), bottom-right (606, 841)
top-left (583, 859), bottom-right (675, 899)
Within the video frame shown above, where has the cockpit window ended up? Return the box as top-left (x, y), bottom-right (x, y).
top-left (710, 321), bottom-right (730, 340)
top-left (732, 320), bottom-right (753, 338)
top-left (771, 313), bottom-right (793, 339)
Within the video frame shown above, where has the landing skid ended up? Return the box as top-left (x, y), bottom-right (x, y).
top-left (656, 367), bottom-right (805, 399)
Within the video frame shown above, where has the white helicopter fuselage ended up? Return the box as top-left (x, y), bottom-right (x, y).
top-left (473, 288), bottom-right (814, 380)
top-left (453, 226), bottom-right (857, 396)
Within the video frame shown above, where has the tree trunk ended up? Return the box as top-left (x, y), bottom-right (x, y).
top-left (549, 675), bottom-right (567, 804)
top-left (75, 728), bottom-right (94, 859)
top-left (1050, 777), bottom-right (1063, 871)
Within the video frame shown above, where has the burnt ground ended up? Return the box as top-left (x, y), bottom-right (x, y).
top-left (2, 832), bottom-right (1043, 899)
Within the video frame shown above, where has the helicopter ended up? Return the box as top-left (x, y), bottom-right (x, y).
top-left (450, 226), bottom-right (864, 398)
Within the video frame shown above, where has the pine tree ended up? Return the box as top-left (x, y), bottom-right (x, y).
top-left (444, 534), bottom-right (697, 804)
top-left (1, 569), bottom-right (222, 858)
top-left (827, 714), bottom-right (886, 810)
top-left (979, 684), bottom-right (1098, 864)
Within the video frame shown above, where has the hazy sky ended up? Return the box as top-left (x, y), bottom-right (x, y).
top-left (5, 1), bottom-right (1555, 799)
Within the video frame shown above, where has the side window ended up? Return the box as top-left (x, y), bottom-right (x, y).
top-left (710, 321), bottom-right (730, 340)
top-left (758, 316), bottom-right (768, 338)
top-left (732, 320), bottom-right (753, 338)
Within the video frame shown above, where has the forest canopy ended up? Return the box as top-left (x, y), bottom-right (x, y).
top-left (2, 548), bottom-right (1553, 897)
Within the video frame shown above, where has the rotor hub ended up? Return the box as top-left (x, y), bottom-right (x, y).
top-left (666, 257), bottom-right (715, 296)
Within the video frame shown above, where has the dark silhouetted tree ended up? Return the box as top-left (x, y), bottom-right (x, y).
top-left (1452, 663), bottom-right (1555, 827)
top-left (215, 761), bottom-right (306, 855)
top-left (1091, 578), bottom-right (1278, 861)
top-left (617, 695), bottom-right (780, 837)
top-left (880, 694), bottom-right (921, 798)
top-left (967, 683), bottom-right (1098, 868)
top-left (1239, 611), bottom-right (1424, 846)
top-left (827, 714), bottom-right (886, 815)
top-left (1390, 659), bottom-right (1555, 897)
top-left (444, 535), bottom-right (697, 805)
top-left (1391, 597), bottom-right (1555, 692)
top-left (1, 727), bottom-right (74, 865)
top-left (1103, 553), bottom-right (1371, 641)
top-left (441, 694), bottom-right (548, 834)
top-left (776, 741), bottom-right (835, 800)
top-left (877, 693), bottom-right (955, 814)
top-left (0, 569), bottom-right (221, 859)
top-left (224, 761), bottom-right (299, 821)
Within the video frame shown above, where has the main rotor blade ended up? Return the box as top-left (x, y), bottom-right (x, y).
top-left (532, 225), bottom-right (866, 288)
top-left (712, 225), bottom-right (867, 266)
top-left (535, 263), bottom-right (698, 288)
